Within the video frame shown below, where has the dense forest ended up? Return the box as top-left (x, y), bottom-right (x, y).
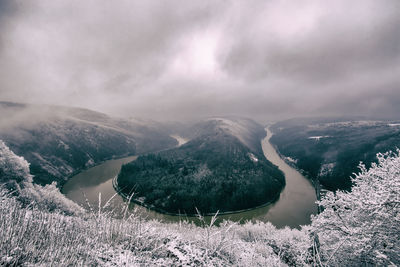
top-left (270, 118), bottom-right (400, 190)
top-left (118, 119), bottom-right (285, 214)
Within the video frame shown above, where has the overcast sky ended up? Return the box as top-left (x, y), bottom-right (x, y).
top-left (0, 0), bottom-right (399, 122)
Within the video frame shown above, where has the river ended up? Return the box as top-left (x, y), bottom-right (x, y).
top-left (62, 128), bottom-right (317, 228)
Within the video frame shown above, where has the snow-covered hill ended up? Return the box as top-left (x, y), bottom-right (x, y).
top-left (0, 102), bottom-right (177, 186)
top-left (270, 117), bottom-right (400, 190)
top-left (182, 116), bottom-right (267, 155)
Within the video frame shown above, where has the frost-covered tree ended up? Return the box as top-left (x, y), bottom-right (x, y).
top-left (0, 140), bottom-right (82, 215)
top-left (0, 140), bottom-right (33, 187)
top-left (312, 150), bottom-right (400, 265)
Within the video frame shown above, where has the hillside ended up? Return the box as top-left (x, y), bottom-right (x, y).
top-left (270, 117), bottom-right (400, 190)
top-left (117, 117), bottom-right (285, 215)
top-left (0, 102), bottom-right (177, 186)
top-left (180, 117), bottom-right (267, 155)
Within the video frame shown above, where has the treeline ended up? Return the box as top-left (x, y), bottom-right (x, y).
top-left (118, 134), bottom-right (285, 214)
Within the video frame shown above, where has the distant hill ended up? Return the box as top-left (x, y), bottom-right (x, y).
top-left (181, 117), bottom-right (267, 155)
top-left (117, 117), bottom-right (285, 215)
top-left (0, 101), bottom-right (177, 186)
top-left (270, 117), bottom-right (400, 190)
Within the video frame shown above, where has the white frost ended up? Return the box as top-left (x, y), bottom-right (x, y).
top-left (206, 117), bottom-right (256, 151)
top-left (308, 136), bottom-right (330, 141)
top-left (319, 162), bottom-right (336, 177)
top-left (286, 156), bottom-right (297, 164)
top-left (171, 135), bottom-right (189, 146)
top-left (248, 153), bottom-right (258, 162)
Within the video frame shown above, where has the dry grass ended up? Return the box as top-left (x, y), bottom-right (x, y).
top-left (0, 188), bottom-right (313, 266)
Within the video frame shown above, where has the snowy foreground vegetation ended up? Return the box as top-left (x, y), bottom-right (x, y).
top-left (0, 141), bottom-right (399, 266)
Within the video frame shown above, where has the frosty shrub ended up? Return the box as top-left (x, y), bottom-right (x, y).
top-left (0, 140), bottom-right (82, 215)
top-left (312, 150), bottom-right (400, 265)
top-left (0, 140), bottom-right (33, 187)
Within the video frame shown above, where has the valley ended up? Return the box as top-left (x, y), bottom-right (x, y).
top-left (62, 127), bottom-right (317, 227)
top-left (2, 103), bottom-right (395, 225)
top-left (2, 103), bottom-right (397, 219)
top-left (1, 104), bottom-right (398, 265)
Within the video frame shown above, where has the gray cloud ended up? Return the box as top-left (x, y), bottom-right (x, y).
top-left (0, 0), bottom-right (399, 122)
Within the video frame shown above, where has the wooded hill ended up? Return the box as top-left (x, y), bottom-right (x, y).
top-left (118, 117), bottom-right (285, 214)
top-left (270, 117), bottom-right (400, 190)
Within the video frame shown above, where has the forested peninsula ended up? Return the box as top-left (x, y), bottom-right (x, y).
top-left (117, 118), bottom-right (285, 215)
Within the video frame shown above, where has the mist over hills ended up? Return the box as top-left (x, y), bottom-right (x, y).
top-left (0, 101), bottom-right (177, 186)
top-left (2, 100), bottom-right (399, 196)
top-left (1, 102), bottom-right (399, 265)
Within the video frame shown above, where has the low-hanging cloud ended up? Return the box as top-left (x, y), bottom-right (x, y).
top-left (0, 0), bottom-right (399, 122)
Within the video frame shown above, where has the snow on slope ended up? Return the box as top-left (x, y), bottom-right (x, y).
top-left (0, 101), bottom-right (176, 186)
top-left (204, 117), bottom-right (266, 153)
top-left (170, 135), bottom-right (189, 146)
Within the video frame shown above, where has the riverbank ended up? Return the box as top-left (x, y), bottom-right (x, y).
top-left (112, 128), bottom-right (285, 217)
top-left (267, 129), bottom-right (322, 202)
top-left (60, 135), bottom-right (182, 190)
top-left (60, 152), bottom-right (137, 189)
top-left (112, 174), bottom-right (282, 217)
